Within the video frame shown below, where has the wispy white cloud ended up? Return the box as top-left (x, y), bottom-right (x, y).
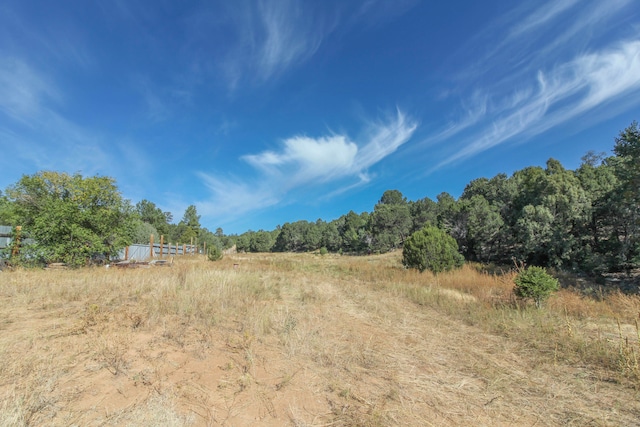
top-left (353, 110), bottom-right (418, 171)
top-left (218, 0), bottom-right (418, 89)
top-left (196, 175), bottom-right (282, 221)
top-left (421, 92), bottom-right (488, 145)
top-left (0, 57), bottom-right (147, 190)
top-left (518, 0), bottom-right (632, 73)
top-left (435, 39), bottom-right (640, 169)
top-left (197, 110), bottom-right (417, 220)
top-left (448, 0), bottom-right (632, 90)
top-left (219, 0), bottom-right (330, 88)
top-left (429, 0), bottom-right (640, 170)
top-left (0, 58), bottom-right (59, 124)
top-left (506, 0), bottom-right (580, 39)
top-left (256, 0), bottom-right (324, 80)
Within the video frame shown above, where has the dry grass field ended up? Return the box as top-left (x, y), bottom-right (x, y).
top-left (1, 252), bottom-right (639, 426)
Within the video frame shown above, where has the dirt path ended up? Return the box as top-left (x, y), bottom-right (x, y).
top-left (1, 263), bottom-right (639, 426)
top-left (290, 277), bottom-right (640, 426)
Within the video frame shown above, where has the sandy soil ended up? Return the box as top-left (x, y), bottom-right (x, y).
top-left (1, 258), bottom-right (639, 426)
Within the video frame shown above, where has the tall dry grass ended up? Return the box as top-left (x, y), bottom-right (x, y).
top-left (238, 251), bottom-right (640, 385)
top-left (333, 254), bottom-right (640, 385)
top-left (0, 257), bottom-right (289, 426)
top-left (1, 252), bottom-right (639, 426)
top-left (259, 252), bottom-right (640, 386)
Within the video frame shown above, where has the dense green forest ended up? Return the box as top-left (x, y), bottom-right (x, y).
top-left (1, 122), bottom-right (638, 275)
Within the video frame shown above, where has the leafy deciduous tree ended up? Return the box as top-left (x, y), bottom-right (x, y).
top-left (7, 171), bottom-right (134, 267)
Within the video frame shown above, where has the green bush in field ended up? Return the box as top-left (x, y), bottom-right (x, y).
top-left (402, 225), bottom-right (464, 273)
top-left (513, 265), bottom-right (559, 308)
top-left (207, 245), bottom-right (223, 261)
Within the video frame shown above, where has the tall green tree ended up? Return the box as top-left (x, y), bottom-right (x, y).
top-left (320, 220), bottom-right (342, 252)
top-left (273, 221), bottom-right (306, 252)
top-left (250, 230), bottom-right (276, 252)
top-left (303, 220), bottom-right (324, 251)
top-left (378, 189), bottom-right (407, 205)
top-left (538, 159), bottom-right (590, 267)
top-left (235, 232), bottom-right (251, 252)
top-left (461, 174), bottom-right (518, 256)
top-left (339, 211), bottom-right (368, 253)
top-left (409, 197), bottom-right (437, 233)
top-left (369, 204), bottom-right (412, 252)
top-left (369, 191), bottom-right (412, 252)
top-left (610, 121), bottom-right (640, 269)
top-left (575, 153), bottom-right (618, 272)
top-left (181, 205), bottom-right (201, 233)
top-left (515, 204), bottom-right (554, 265)
top-left (509, 160), bottom-right (589, 268)
top-left (198, 227), bottom-right (223, 253)
top-left (170, 205), bottom-right (201, 243)
top-left (6, 171), bottom-right (135, 266)
top-left (457, 195), bottom-right (504, 261)
top-left (135, 199), bottom-right (171, 236)
top-left (435, 192), bottom-right (458, 231)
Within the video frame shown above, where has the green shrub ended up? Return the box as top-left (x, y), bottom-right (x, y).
top-left (513, 266), bottom-right (559, 308)
top-left (402, 225), bottom-right (464, 273)
top-left (207, 245), bottom-right (223, 261)
top-left (319, 246), bottom-right (328, 256)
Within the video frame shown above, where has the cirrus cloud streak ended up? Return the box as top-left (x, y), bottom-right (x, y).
top-left (427, 0), bottom-right (640, 170)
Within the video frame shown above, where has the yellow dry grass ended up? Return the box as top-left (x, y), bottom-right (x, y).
top-left (1, 252), bottom-right (639, 426)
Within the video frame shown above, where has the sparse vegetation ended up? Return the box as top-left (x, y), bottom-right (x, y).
top-left (207, 245), bottom-right (223, 261)
top-left (513, 265), bottom-right (560, 307)
top-left (1, 252), bottom-right (639, 426)
top-left (402, 225), bottom-right (464, 273)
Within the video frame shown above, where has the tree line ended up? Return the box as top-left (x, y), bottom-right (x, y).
top-left (0, 173), bottom-right (231, 267)
top-left (1, 121), bottom-right (638, 274)
top-left (234, 122), bottom-right (640, 275)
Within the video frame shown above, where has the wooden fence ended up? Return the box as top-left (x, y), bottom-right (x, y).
top-left (118, 235), bottom-right (204, 261)
top-left (2, 227), bottom-right (206, 263)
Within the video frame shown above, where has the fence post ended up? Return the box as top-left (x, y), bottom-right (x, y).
top-left (11, 226), bottom-right (22, 258)
top-left (160, 235), bottom-right (164, 259)
top-left (125, 246), bottom-right (129, 260)
top-left (150, 234), bottom-right (154, 259)
top-left (183, 244), bottom-right (186, 256)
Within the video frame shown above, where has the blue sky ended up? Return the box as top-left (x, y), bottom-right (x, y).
top-left (1, 0), bottom-right (639, 234)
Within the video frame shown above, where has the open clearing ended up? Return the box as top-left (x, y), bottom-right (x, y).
top-left (1, 253), bottom-right (639, 426)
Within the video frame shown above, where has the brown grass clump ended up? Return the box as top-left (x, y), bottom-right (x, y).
top-left (1, 252), bottom-right (640, 426)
